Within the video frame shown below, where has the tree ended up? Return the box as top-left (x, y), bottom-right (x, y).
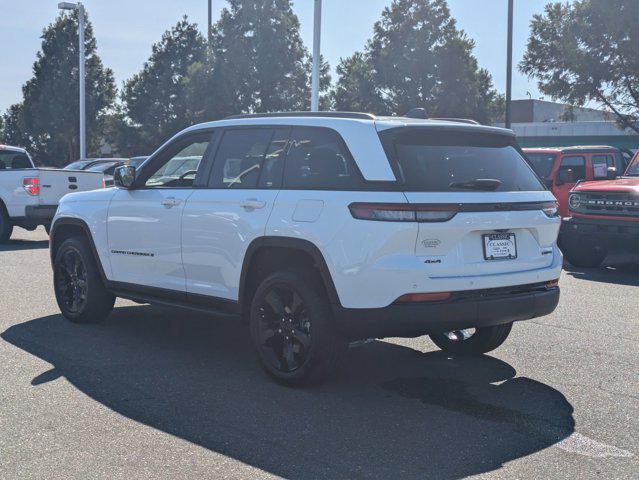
top-left (333, 0), bottom-right (501, 123)
top-left (2, 11), bottom-right (115, 166)
top-left (211, 0), bottom-right (330, 116)
top-left (118, 17), bottom-right (208, 154)
top-left (520, 0), bottom-right (639, 133)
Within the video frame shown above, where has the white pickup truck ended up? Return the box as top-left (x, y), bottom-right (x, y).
top-left (0, 145), bottom-right (104, 243)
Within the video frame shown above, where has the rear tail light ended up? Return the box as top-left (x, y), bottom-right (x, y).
top-left (395, 292), bottom-right (452, 303)
top-left (349, 203), bottom-right (459, 222)
top-left (23, 177), bottom-right (40, 196)
top-left (542, 201), bottom-right (558, 218)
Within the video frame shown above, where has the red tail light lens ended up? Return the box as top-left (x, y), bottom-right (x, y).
top-left (349, 203), bottom-right (459, 222)
top-left (23, 177), bottom-right (40, 196)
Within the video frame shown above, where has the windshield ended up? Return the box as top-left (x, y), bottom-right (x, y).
top-left (626, 153), bottom-right (639, 176)
top-left (0, 150), bottom-right (32, 169)
top-left (524, 153), bottom-right (556, 178)
top-left (86, 162), bottom-right (120, 173)
top-left (381, 129), bottom-right (545, 192)
top-left (64, 160), bottom-right (92, 170)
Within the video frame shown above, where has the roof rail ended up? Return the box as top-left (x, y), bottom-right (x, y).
top-left (429, 117), bottom-right (481, 125)
top-left (224, 111), bottom-right (376, 120)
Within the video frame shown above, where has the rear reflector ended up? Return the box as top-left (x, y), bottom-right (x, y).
top-left (22, 177), bottom-right (40, 196)
top-left (349, 203), bottom-right (459, 222)
top-left (395, 292), bottom-right (452, 303)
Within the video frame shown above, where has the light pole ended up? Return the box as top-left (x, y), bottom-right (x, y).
top-left (310, 0), bottom-right (322, 112)
top-left (207, 0), bottom-right (212, 43)
top-left (505, 0), bottom-right (514, 129)
top-left (58, 2), bottom-right (86, 159)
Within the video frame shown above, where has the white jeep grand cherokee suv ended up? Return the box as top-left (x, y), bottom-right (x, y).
top-left (50, 112), bottom-right (561, 385)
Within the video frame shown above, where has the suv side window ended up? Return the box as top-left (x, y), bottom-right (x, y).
top-left (559, 155), bottom-right (586, 182)
top-left (592, 154), bottom-right (614, 179)
top-left (283, 127), bottom-right (360, 190)
top-left (209, 128), bottom-right (274, 189)
top-left (143, 133), bottom-right (213, 188)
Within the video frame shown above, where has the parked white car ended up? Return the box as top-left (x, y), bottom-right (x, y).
top-left (0, 145), bottom-right (104, 242)
top-left (49, 112), bottom-right (562, 385)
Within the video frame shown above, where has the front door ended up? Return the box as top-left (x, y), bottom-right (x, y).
top-left (107, 132), bottom-right (214, 292)
top-left (182, 127), bottom-right (289, 301)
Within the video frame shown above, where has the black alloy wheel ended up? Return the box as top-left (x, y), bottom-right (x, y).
top-left (55, 248), bottom-right (88, 315)
top-left (53, 236), bottom-right (115, 323)
top-left (256, 285), bottom-right (312, 373)
top-left (249, 269), bottom-right (347, 385)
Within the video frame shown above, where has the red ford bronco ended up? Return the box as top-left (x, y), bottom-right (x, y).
top-left (523, 146), bottom-right (631, 218)
top-left (560, 150), bottom-right (639, 267)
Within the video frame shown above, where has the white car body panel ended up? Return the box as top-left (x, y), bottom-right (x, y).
top-left (181, 188), bottom-right (279, 299)
top-left (106, 188), bottom-right (194, 291)
top-left (54, 188), bottom-right (117, 279)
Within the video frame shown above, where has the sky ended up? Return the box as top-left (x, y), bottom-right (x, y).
top-left (0, 0), bottom-right (561, 113)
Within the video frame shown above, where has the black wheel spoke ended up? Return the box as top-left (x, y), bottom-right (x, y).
top-left (291, 328), bottom-right (310, 349)
top-left (260, 328), bottom-right (277, 344)
top-left (283, 339), bottom-right (296, 371)
top-left (264, 290), bottom-right (286, 315)
top-left (257, 284), bottom-right (312, 374)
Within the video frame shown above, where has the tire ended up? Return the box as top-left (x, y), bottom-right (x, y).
top-left (562, 241), bottom-right (607, 268)
top-left (53, 236), bottom-right (115, 323)
top-left (429, 322), bottom-right (513, 356)
top-left (249, 269), bottom-right (347, 386)
top-left (0, 204), bottom-right (13, 244)
top-left (44, 224), bottom-right (51, 235)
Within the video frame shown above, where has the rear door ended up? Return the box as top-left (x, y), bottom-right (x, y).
top-left (383, 128), bottom-right (559, 278)
top-left (181, 127), bottom-right (288, 301)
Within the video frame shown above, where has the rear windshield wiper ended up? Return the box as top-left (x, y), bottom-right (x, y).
top-left (449, 178), bottom-right (502, 191)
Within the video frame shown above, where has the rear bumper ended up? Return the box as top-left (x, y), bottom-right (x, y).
top-left (25, 205), bottom-right (57, 224)
top-left (336, 283), bottom-right (560, 340)
top-left (560, 216), bottom-right (639, 252)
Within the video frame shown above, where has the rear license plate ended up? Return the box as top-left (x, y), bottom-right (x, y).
top-left (483, 233), bottom-right (517, 260)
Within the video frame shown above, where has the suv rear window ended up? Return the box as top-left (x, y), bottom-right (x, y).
top-left (381, 129), bottom-right (544, 192)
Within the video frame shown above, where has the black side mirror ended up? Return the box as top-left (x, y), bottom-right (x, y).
top-left (606, 166), bottom-right (617, 180)
top-left (114, 165), bottom-right (136, 189)
top-left (556, 168), bottom-right (574, 186)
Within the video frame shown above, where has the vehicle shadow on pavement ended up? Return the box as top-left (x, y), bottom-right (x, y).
top-left (2, 305), bottom-right (575, 480)
top-left (0, 239), bottom-right (49, 252)
top-left (563, 262), bottom-right (639, 287)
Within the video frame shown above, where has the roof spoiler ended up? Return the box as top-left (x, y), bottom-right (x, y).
top-left (403, 108), bottom-right (480, 125)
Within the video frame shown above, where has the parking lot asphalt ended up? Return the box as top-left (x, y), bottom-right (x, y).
top-left (0, 227), bottom-right (637, 479)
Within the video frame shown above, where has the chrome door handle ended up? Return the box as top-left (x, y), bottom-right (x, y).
top-left (240, 198), bottom-right (266, 210)
top-left (161, 197), bottom-right (181, 208)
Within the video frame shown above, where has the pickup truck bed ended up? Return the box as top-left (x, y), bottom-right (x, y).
top-left (0, 146), bottom-right (104, 242)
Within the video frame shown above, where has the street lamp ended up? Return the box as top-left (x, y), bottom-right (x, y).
top-left (310, 0), bottom-right (322, 112)
top-left (505, 0), bottom-right (514, 129)
top-left (58, 2), bottom-right (86, 160)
